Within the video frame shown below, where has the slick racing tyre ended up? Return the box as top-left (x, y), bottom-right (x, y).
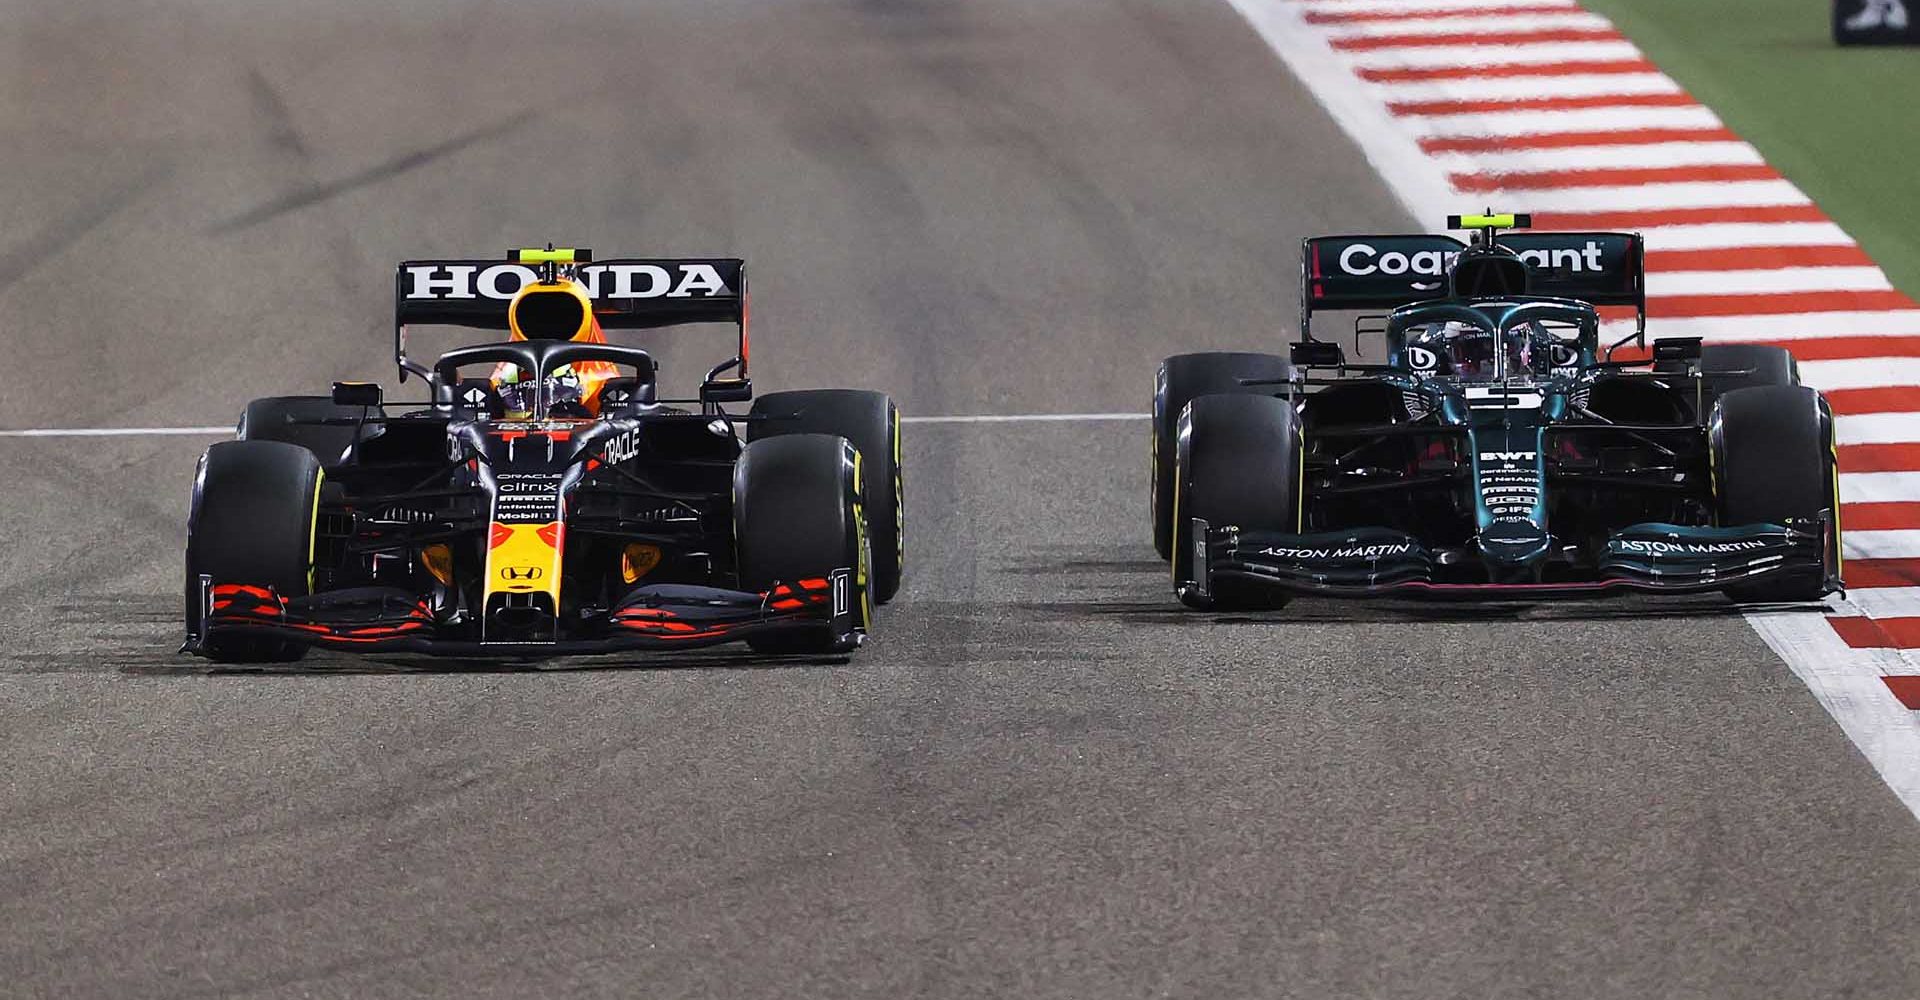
top-left (1700, 344), bottom-right (1799, 401)
top-left (749, 389), bottom-right (903, 604)
top-left (735, 433), bottom-right (872, 654)
top-left (1153, 352), bottom-right (1291, 560)
top-left (1171, 393), bottom-right (1303, 611)
top-left (184, 440), bottom-right (322, 663)
top-left (1711, 385), bottom-right (1838, 603)
top-left (238, 396), bottom-right (381, 468)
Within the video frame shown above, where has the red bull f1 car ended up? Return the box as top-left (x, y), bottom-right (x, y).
top-left (185, 248), bottom-right (904, 661)
top-left (1151, 214), bottom-right (1843, 609)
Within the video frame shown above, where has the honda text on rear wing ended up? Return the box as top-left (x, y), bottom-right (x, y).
top-left (1300, 214), bottom-right (1646, 347)
top-left (393, 249), bottom-right (750, 389)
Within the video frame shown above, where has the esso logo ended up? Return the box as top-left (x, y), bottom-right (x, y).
top-left (1406, 346), bottom-right (1440, 371)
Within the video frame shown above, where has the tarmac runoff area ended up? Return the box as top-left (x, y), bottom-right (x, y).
top-left (2, 1), bottom-right (1919, 997)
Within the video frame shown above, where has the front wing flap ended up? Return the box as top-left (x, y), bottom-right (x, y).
top-left (186, 570), bottom-right (860, 657)
top-left (1186, 518), bottom-right (1838, 600)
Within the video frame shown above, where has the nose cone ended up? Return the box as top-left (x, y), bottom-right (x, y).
top-left (1479, 519), bottom-right (1551, 566)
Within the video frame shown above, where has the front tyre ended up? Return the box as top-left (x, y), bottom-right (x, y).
top-left (735, 434), bottom-right (872, 654)
top-left (184, 440), bottom-right (322, 662)
top-left (1153, 352), bottom-right (1292, 560)
top-left (1171, 393), bottom-right (1303, 611)
top-left (1711, 384), bottom-right (1839, 603)
top-left (749, 389), bottom-right (903, 604)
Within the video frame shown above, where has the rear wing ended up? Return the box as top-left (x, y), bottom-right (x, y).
top-left (1300, 230), bottom-right (1645, 341)
top-left (392, 255), bottom-right (748, 383)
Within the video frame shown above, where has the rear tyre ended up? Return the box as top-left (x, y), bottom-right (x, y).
top-left (1171, 393), bottom-right (1303, 610)
top-left (1700, 344), bottom-right (1799, 400)
top-left (1153, 352), bottom-right (1292, 560)
top-left (1712, 385), bottom-right (1838, 603)
top-left (735, 434), bottom-right (872, 654)
top-left (749, 389), bottom-right (903, 604)
top-left (238, 396), bottom-right (380, 468)
top-left (184, 440), bottom-right (322, 662)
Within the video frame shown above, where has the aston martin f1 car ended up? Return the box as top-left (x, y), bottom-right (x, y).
top-left (184, 249), bottom-right (904, 661)
top-left (1152, 214), bottom-right (1842, 608)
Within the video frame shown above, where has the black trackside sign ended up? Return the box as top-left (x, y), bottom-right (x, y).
top-left (1304, 232), bottom-right (1643, 311)
top-left (1834, 0), bottom-right (1919, 43)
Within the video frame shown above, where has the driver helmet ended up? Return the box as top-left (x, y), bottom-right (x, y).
top-left (491, 279), bottom-right (619, 417)
top-left (1409, 319), bottom-right (1498, 380)
top-left (1446, 326), bottom-right (1499, 380)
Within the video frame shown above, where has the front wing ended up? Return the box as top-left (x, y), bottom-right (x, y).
top-left (1184, 519), bottom-right (1840, 601)
top-left (186, 571), bottom-right (860, 657)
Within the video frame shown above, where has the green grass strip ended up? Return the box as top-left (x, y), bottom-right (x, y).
top-left (1583, 0), bottom-right (1920, 296)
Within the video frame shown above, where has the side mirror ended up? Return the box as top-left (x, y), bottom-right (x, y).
top-left (332, 381), bottom-right (384, 407)
top-left (1290, 341), bottom-right (1344, 368)
top-left (700, 377), bottom-right (753, 404)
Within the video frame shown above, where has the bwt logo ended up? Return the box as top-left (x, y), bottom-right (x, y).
top-left (1480, 451), bottom-right (1538, 463)
top-left (1337, 241), bottom-right (1606, 277)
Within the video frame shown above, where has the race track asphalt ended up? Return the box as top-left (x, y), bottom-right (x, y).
top-left (3, 1), bottom-right (1919, 997)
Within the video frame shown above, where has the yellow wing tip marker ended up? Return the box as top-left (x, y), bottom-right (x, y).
top-left (1447, 213), bottom-right (1532, 231)
top-left (513, 246), bottom-right (591, 264)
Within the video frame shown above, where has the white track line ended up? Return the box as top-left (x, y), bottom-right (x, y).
top-left (26, 409), bottom-right (1914, 440)
top-left (905, 413), bottom-right (1147, 424)
top-left (0, 426), bottom-right (235, 437)
top-left (0, 414), bottom-right (1154, 438)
